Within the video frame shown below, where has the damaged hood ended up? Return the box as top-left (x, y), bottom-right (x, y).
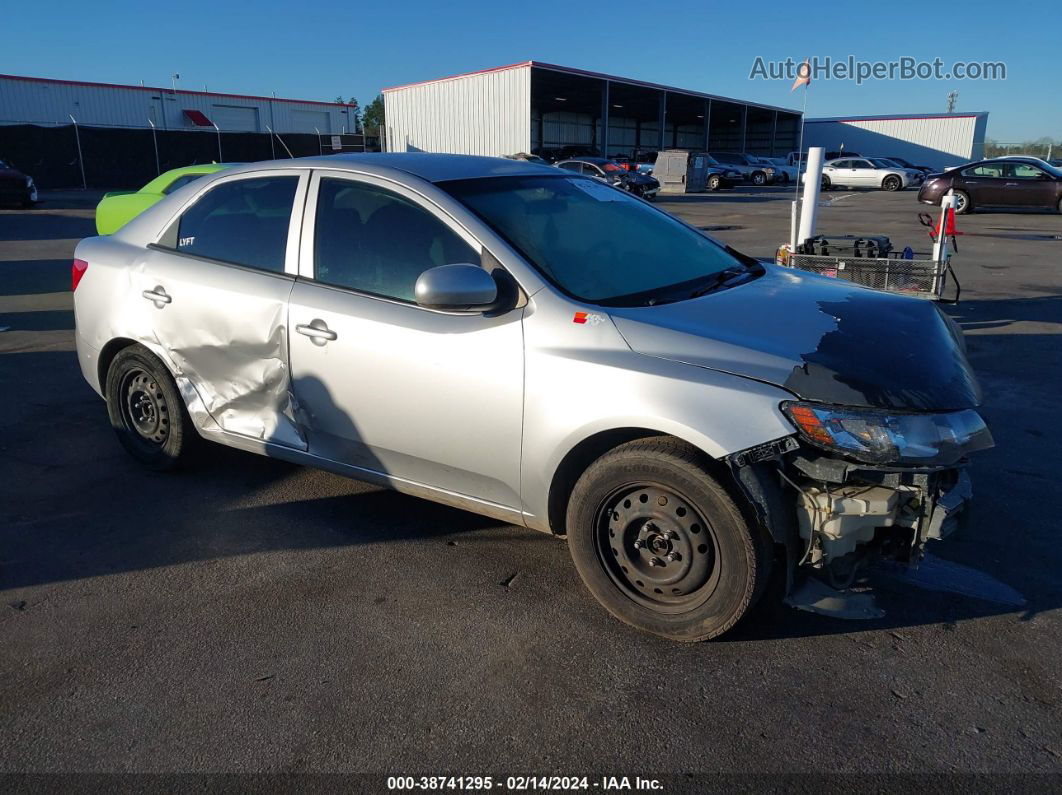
top-left (608, 265), bottom-right (981, 411)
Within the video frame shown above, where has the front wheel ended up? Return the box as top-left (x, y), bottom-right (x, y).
top-left (820, 175), bottom-right (831, 191)
top-left (707, 174), bottom-right (722, 191)
top-left (953, 190), bottom-right (972, 214)
top-left (566, 438), bottom-right (770, 642)
top-left (105, 344), bottom-right (198, 470)
top-left (751, 171), bottom-right (767, 186)
top-left (882, 175), bottom-right (903, 192)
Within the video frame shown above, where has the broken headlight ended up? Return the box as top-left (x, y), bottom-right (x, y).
top-left (782, 402), bottom-right (994, 466)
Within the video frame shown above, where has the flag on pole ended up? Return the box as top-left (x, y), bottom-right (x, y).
top-left (791, 59), bottom-right (811, 91)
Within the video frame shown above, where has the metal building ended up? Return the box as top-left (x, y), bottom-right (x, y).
top-left (382, 61), bottom-right (802, 159)
top-left (803, 112), bottom-right (989, 170)
top-left (0, 73), bottom-right (358, 135)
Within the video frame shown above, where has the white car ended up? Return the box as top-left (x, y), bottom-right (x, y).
top-left (867, 158), bottom-right (925, 186)
top-left (801, 157), bottom-right (914, 191)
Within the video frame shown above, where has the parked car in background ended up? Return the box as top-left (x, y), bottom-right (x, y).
top-left (506, 153), bottom-right (549, 165)
top-left (867, 157), bottom-right (925, 186)
top-left (885, 156), bottom-right (933, 175)
top-left (918, 158), bottom-right (1062, 214)
top-left (762, 157), bottom-right (798, 184)
top-left (72, 153), bottom-right (994, 641)
top-left (95, 164), bottom-right (232, 235)
top-left (556, 157), bottom-right (659, 199)
top-left (787, 151), bottom-right (860, 167)
top-left (0, 158), bottom-right (38, 208)
top-left (803, 157), bottom-right (913, 191)
top-left (711, 152), bottom-right (775, 185)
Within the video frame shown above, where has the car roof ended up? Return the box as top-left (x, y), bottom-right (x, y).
top-left (220, 152), bottom-right (558, 183)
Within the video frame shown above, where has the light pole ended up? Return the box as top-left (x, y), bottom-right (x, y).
top-left (171, 73), bottom-right (180, 94)
top-left (69, 114), bottom-right (86, 190)
top-left (148, 117), bottom-right (160, 175)
top-left (212, 122), bottom-right (222, 163)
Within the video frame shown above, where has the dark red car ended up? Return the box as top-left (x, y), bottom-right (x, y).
top-left (918, 157), bottom-right (1062, 214)
top-left (0, 158), bottom-right (38, 208)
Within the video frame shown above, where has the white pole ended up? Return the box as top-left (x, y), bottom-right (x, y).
top-left (797, 147), bottom-right (824, 248)
top-left (789, 201), bottom-right (799, 251)
top-left (933, 191), bottom-right (956, 262)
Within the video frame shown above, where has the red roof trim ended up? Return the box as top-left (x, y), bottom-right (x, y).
top-left (807, 114), bottom-right (985, 123)
top-left (183, 109), bottom-right (214, 127)
top-left (382, 60), bottom-right (800, 115)
top-left (0, 73), bottom-right (355, 109)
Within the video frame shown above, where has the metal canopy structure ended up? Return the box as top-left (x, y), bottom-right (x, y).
top-left (383, 62), bottom-right (802, 159)
top-left (528, 63), bottom-right (800, 158)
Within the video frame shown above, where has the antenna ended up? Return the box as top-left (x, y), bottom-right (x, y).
top-left (945, 90), bottom-right (958, 113)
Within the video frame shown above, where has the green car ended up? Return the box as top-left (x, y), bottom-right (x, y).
top-left (95, 164), bottom-right (232, 235)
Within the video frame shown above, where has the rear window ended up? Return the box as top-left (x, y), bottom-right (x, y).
top-left (174, 176), bottom-right (298, 272)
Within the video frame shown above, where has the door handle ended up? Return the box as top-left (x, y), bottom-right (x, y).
top-left (296, 321), bottom-right (337, 342)
top-left (142, 287), bottom-right (171, 305)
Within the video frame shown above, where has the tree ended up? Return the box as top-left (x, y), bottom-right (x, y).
top-left (335, 96), bottom-right (362, 133)
top-left (362, 94), bottom-right (384, 135)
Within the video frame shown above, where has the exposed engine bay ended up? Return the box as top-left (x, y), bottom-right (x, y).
top-left (726, 433), bottom-right (978, 599)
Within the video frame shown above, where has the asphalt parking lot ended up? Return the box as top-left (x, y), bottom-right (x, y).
top-left (2, 184), bottom-right (1061, 782)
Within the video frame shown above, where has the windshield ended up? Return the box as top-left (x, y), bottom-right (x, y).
top-left (441, 175), bottom-right (751, 305)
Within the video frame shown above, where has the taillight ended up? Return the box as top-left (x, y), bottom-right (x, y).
top-left (71, 259), bottom-right (88, 291)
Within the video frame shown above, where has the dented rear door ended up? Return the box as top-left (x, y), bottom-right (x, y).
top-left (131, 170), bottom-right (309, 449)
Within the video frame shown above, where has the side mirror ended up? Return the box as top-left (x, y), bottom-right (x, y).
top-left (415, 264), bottom-right (498, 311)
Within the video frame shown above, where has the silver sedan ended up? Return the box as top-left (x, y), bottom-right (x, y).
top-left (73, 154), bottom-right (992, 640)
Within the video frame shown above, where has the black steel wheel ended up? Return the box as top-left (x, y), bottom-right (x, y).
top-left (566, 437), bottom-right (771, 641)
top-left (105, 344), bottom-right (198, 470)
top-left (596, 484), bottom-right (721, 614)
top-left (119, 368), bottom-right (171, 447)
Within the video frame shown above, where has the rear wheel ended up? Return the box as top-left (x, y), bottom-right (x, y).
top-left (953, 190), bottom-right (972, 215)
top-left (566, 438), bottom-right (770, 641)
top-left (882, 175), bottom-right (902, 192)
top-left (707, 174), bottom-right (722, 191)
top-left (105, 344), bottom-right (198, 470)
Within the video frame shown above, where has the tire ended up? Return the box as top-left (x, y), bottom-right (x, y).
top-left (105, 344), bottom-right (198, 471)
top-left (707, 174), bottom-right (721, 191)
top-left (953, 190), bottom-right (972, 215)
top-left (751, 171), bottom-right (767, 186)
top-left (882, 175), bottom-right (902, 192)
top-left (779, 173), bottom-right (790, 185)
top-left (820, 175), bottom-right (831, 191)
top-left (565, 437), bottom-right (770, 642)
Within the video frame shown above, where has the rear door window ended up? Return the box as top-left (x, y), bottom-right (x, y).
top-left (174, 176), bottom-right (298, 272)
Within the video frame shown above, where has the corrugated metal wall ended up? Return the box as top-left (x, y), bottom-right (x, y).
top-left (383, 67), bottom-right (531, 155)
top-left (0, 75), bottom-right (355, 134)
top-left (804, 115), bottom-right (986, 169)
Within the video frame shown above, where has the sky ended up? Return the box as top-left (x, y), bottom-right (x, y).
top-left (3, 0), bottom-right (1059, 142)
